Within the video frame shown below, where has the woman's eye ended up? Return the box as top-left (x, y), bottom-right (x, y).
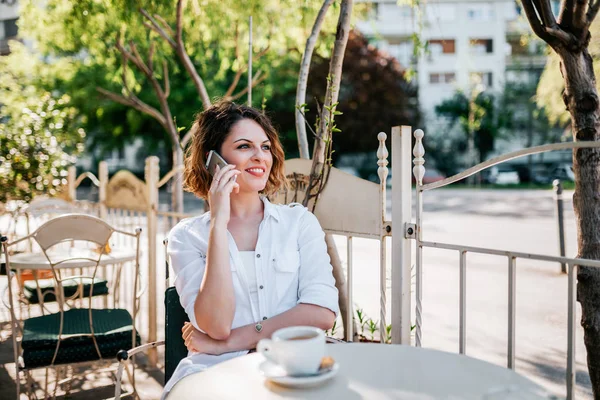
top-left (237, 144), bottom-right (249, 149)
top-left (262, 145), bottom-right (271, 150)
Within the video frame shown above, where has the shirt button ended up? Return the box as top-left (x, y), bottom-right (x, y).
top-left (256, 254), bottom-right (261, 258)
top-left (263, 316), bottom-right (267, 320)
top-left (259, 285), bottom-right (264, 290)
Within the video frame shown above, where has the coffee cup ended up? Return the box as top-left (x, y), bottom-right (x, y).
top-left (257, 326), bottom-right (325, 376)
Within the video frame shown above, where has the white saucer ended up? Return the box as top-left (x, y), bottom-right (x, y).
top-left (258, 360), bottom-right (339, 388)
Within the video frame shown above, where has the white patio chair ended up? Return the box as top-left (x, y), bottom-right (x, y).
top-left (1, 214), bottom-right (143, 399)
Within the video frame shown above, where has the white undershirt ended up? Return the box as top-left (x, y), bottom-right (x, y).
top-left (238, 251), bottom-right (259, 307)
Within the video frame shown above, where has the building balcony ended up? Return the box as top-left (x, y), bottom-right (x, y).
top-left (506, 54), bottom-right (548, 70)
top-left (0, 38), bottom-right (10, 55)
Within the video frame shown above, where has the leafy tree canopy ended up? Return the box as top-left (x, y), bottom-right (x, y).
top-left (15, 0), bottom-right (347, 159)
top-left (0, 42), bottom-right (85, 203)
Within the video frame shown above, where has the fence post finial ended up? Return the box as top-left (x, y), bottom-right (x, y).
top-left (67, 166), bottom-right (76, 202)
top-left (377, 132), bottom-right (389, 186)
top-left (413, 129), bottom-right (425, 186)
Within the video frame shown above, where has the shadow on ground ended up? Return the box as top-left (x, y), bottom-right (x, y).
top-left (0, 328), bottom-right (165, 399)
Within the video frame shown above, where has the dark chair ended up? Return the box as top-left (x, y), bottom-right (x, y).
top-left (115, 239), bottom-right (188, 398)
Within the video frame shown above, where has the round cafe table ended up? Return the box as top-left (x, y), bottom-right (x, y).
top-left (6, 248), bottom-right (136, 270)
top-left (168, 343), bottom-right (550, 399)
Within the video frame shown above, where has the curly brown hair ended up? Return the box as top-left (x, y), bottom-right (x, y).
top-left (183, 101), bottom-right (287, 200)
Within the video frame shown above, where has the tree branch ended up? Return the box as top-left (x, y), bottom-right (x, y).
top-left (229, 72), bottom-right (267, 101)
top-left (96, 87), bottom-right (167, 128)
top-left (163, 60), bottom-right (170, 98)
top-left (223, 24), bottom-right (242, 98)
top-left (147, 40), bottom-right (155, 73)
top-left (222, 26), bottom-right (270, 99)
top-left (113, 34), bottom-right (179, 147)
top-left (521, 0), bottom-right (559, 45)
top-left (296, 0), bottom-right (335, 160)
top-left (176, 0), bottom-right (183, 46)
top-left (573, 0), bottom-right (588, 28)
top-left (587, 0), bottom-right (600, 25)
top-left (558, 0), bottom-right (575, 26)
top-left (532, 0), bottom-right (559, 28)
top-left (140, 8), bottom-right (177, 48)
top-left (172, 0), bottom-right (211, 109)
top-left (296, 108), bottom-right (322, 140)
top-left (153, 13), bottom-right (175, 36)
top-left (116, 37), bottom-right (151, 77)
top-left (546, 26), bottom-right (579, 46)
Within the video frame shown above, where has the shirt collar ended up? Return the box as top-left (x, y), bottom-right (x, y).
top-left (261, 196), bottom-right (280, 222)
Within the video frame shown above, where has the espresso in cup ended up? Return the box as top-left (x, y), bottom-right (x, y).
top-left (286, 333), bottom-right (319, 341)
top-left (257, 326), bottom-right (325, 376)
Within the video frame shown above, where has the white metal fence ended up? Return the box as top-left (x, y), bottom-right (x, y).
top-left (406, 131), bottom-right (600, 400)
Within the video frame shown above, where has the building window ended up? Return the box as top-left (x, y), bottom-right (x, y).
top-left (429, 39), bottom-right (456, 55)
top-left (467, 5), bottom-right (495, 21)
top-left (426, 4), bottom-right (456, 22)
top-left (469, 39), bottom-right (493, 54)
top-left (387, 41), bottom-right (414, 68)
top-left (470, 72), bottom-right (493, 88)
top-left (430, 72), bottom-right (456, 84)
top-left (4, 18), bottom-right (18, 38)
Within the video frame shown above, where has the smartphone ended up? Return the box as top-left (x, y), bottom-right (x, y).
top-left (206, 150), bottom-right (237, 182)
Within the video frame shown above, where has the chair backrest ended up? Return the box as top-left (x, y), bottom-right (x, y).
top-left (164, 286), bottom-right (189, 383)
top-left (163, 237), bottom-right (189, 383)
top-left (33, 213), bottom-right (114, 251)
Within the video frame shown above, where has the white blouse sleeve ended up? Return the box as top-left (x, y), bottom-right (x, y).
top-left (167, 223), bottom-right (207, 331)
top-left (296, 210), bottom-right (339, 316)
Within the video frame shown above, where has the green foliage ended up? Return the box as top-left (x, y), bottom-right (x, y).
top-left (0, 42), bottom-right (85, 203)
top-left (366, 318), bottom-right (378, 341)
top-left (433, 90), bottom-right (500, 174)
top-left (355, 307), bottom-right (367, 336)
top-left (15, 0), bottom-right (343, 159)
top-left (536, 22), bottom-right (600, 128)
top-left (325, 319), bottom-right (338, 337)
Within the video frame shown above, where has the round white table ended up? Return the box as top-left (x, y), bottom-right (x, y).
top-left (168, 343), bottom-right (550, 399)
top-left (6, 248), bottom-right (136, 270)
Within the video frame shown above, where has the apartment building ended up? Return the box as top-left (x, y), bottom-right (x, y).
top-left (356, 0), bottom-right (545, 117)
top-left (0, 0), bottom-right (19, 55)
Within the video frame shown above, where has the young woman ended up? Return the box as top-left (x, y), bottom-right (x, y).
top-left (163, 101), bottom-right (338, 396)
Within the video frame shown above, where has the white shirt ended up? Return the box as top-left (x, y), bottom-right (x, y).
top-left (162, 197), bottom-right (338, 396)
top-left (239, 251), bottom-right (259, 306)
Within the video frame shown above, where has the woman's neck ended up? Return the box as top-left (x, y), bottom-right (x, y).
top-left (229, 191), bottom-right (264, 220)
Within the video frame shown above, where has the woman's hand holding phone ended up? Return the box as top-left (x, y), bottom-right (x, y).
top-left (208, 164), bottom-right (240, 226)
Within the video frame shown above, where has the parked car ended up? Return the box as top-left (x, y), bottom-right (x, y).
top-left (551, 163), bottom-right (575, 182)
top-left (531, 169), bottom-right (552, 185)
top-left (422, 168), bottom-right (446, 184)
top-left (487, 166), bottom-right (520, 185)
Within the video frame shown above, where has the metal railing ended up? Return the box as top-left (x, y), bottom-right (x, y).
top-left (408, 131), bottom-right (600, 400)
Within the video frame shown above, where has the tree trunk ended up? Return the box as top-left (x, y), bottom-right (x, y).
top-left (561, 48), bottom-right (600, 397)
top-left (171, 146), bottom-right (184, 214)
top-left (295, 0), bottom-right (334, 160)
top-left (309, 0), bottom-right (352, 174)
top-left (325, 234), bottom-right (356, 340)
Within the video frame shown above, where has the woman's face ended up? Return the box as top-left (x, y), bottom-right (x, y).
top-left (219, 118), bottom-right (273, 194)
